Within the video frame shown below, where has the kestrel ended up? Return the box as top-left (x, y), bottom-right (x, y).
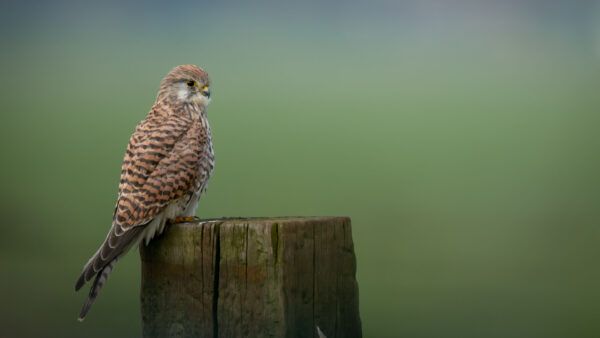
top-left (75, 65), bottom-right (214, 321)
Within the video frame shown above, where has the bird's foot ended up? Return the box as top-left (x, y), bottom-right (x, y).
top-left (167, 216), bottom-right (196, 224)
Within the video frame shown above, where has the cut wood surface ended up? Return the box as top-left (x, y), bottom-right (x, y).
top-left (140, 216), bottom-right (361, 338)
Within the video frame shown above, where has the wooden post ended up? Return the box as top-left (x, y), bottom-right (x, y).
top-left (140, 216), bottom-right (361, 338)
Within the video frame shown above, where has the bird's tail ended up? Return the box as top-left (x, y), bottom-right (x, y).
top-left (77, 258), bottom-right (118, 321)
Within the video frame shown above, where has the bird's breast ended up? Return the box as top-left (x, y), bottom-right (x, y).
top-left (193, 114), bottom-right (214, 193)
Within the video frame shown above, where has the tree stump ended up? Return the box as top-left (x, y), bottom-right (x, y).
top-left (140, 216), bottom-right (361, 338)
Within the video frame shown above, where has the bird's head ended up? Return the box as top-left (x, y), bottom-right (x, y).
top-left (157, 64), bottom-right (211, 108)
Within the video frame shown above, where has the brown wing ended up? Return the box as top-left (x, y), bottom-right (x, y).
top-left (114, 112), bottom-right (200, 230)
top-left (75, 110), bottom-right (207, 290)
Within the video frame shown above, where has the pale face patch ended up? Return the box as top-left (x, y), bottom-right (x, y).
top-left (192, 93), bottom-right (211, 107)
top-left (175, 82), bottom-right (210, 107)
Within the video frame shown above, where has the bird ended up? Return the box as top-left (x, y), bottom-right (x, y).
top-left (74, 64), bottom-right (214, 321)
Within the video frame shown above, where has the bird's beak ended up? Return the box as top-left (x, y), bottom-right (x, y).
top-left (201, 86), bottom-right (210, 98)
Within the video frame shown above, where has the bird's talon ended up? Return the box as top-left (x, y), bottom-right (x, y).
top-left (167, 216), bottom-right (196, 224)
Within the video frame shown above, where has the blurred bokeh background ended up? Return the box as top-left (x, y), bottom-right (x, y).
top-left (1, 0), bottom-right (599, 337)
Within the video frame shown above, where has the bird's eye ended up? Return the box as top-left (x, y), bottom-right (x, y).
top-left (186, 80), bottom-right (197, 87)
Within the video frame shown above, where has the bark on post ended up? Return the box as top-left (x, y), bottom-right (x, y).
top-left (140, 216), bottom-right (361, 338)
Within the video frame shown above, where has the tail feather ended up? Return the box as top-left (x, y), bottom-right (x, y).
top-left (74, 225), bottom-right (143, 292)
top-left (74, 223), bottom-right (144, 320)
top-left (75, 248), bottom-right (100, 291)
top-left (77, 258), bottom-right (118, 321)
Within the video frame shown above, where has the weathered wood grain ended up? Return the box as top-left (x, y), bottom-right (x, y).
top-left (140, 216), bottom-right (361, 338)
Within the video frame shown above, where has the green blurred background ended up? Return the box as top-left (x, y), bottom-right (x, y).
top-left (1, 1), bottom-right (600, 337)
